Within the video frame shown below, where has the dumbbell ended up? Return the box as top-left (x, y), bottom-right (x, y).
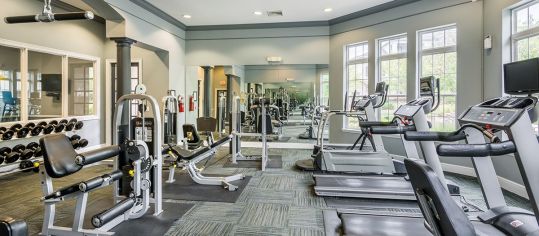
top-left (74, 120), bottom-right (84, 130)
top-left (24, 122), bottom-right (43, 136)
top-left (64, 118), bottom-right (78, 131)
top-left (9, 124), bottom-right (29, 139)
top-left (19, 160), bottom-right (40, 173)
top-left (0, 147), bottom-right (19, 164)
top-left (44, 120), bottom-right (65, 134)
top-left (70, 135), bottom-right (89, 149)
top-left (12, 144), bottom-right (33, 161)
top-left (0, 127), bottom-right (15, 140)
top-left (41, 121), bottom-right (54, 134)
top-left (26, 142), bottom-right (43, 157)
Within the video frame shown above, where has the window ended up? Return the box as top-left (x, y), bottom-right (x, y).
top-left (418, 25), bottom-right (457, 131)
top-left (0, 39), bottom-right (99, 125)
top-left (320, 72), bottom-right (329, 106)
top-left (0, 45), bottom-right (21, 122)
top-left (512, 2), bottom-right (539, 61)
top-left (377, 34), bottom-right (407, 122)
top-left (345, 42), bottom-right (369, 129)
top-left (511, 1), bottom-right (539, 133)
top-left (69, 58), bottom-right (95, 116)
top-left (28, 51), bottom-right (63, 120)
top-left (111, 62), bottom-right (141, 118)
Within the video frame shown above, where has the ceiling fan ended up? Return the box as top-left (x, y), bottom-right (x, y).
top-left (4, 0), bottom-right (94, 24)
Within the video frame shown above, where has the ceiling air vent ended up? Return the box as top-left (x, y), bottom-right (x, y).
top-left (266, 10), bottom-right (283, 17)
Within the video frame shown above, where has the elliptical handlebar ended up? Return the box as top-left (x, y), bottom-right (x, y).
top-left (373, 83), bottom-right (389, 109)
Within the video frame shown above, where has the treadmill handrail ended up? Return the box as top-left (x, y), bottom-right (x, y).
top-left (370, 125), bottom-right (416, 134)
top-left (404, 130), bottom-right (466, 142)
top-left (437, 140), bottom-right (516, 157)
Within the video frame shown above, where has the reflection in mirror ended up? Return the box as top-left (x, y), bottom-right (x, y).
top-left (68, 58), bottom-right (95, 116)
top-left (0, 45), bottom-right (21, 122)
top-left (28, 51), bottom-right (63, 120)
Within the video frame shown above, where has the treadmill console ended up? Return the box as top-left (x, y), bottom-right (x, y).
top-left (394, 98), bottom-right (432, 117)
top-left (354, 97), bottom-right (371, 109)
top-left (459, 97), bottom-right (534, 127)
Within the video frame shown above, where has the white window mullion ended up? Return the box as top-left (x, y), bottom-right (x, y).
top-left (20, 48), bottom-right (28, 123)
top-left (62, 56), bottom-right (68, 117)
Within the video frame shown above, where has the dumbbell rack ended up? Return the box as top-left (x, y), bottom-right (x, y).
top-left (0, 119), bottom-right (87, 176)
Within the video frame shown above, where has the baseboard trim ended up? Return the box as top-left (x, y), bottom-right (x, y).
top-left (442, 163), bottom-right (529, 199)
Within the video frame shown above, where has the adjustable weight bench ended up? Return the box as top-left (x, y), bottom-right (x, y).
top-left (164, 134), bottom-right (245, 191)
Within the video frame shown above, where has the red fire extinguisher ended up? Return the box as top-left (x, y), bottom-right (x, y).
top-left (178, 95), bottom-right (185, 113)
top-left (189, 95), bottom-right (195, 111)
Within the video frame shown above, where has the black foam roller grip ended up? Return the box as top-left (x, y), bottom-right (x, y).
top-left (437, 141), bottom-right (516, 157)
top-left (79, 170), bottom-right (123, 192)
top-left (75, 146), bottom-right (121, 166)
top-left (4, 15), bottom-right (39, 24)
top-left (92, 197), bottom-right (136, 228)
top-left (404, 130), bottom-right (466, 142)
top-left (370, 125), bottom-right (416, 134)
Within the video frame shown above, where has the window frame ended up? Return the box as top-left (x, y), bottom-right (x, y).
top-left (511, 1), bottom-right (539, 61)
top-left (376, 33), bottom-right (408, 122)
top-left (343, 41), bottom-right (369, 130)
top-left (0, 38), bottom-right (100, 126)
top-left (417, 24), bottom-right (458, 131)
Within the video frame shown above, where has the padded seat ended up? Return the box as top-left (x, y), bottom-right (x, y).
top-left (0, 216), bottom-right (27, 236)
top-left (170, 146), bottom-right (210, 161)
top-left (40, 134), bottom-right (80, 178)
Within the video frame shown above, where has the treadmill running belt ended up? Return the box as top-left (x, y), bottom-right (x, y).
top-left (314, 175), bottom-right (415, 200)
top-left (340, 214), bottom-right (430, 236)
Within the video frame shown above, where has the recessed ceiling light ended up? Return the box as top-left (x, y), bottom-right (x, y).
top-left (254, 11), bottom-right (263, 16)
top-left (183, 15), bottom-right (192, 19)
top-left (324, 8), bottom-right (333, 12)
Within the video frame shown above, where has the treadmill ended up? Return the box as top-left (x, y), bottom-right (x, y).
top-left (314, 77), bottom-right (459, 199)
top-left (296, 82), bottom-right (401, 173)
top-left (405, 59), bottom-right (539, 236)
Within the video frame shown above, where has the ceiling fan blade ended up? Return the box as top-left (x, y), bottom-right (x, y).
top-left (4, 11), bottom-right (94, 24)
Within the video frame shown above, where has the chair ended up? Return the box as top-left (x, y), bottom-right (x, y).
top-left (2, 91), bottom-right (18, 121)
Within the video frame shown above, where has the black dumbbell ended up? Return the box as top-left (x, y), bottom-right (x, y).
top-left (26, 142), bottom-right (43, 157)
top-left (0, 127), bottom-right (14, 140)
top-left (44, 120), bottom-right (65, 134)
top-left (24, 122), bottom-right (43, 136)
top-left (0, 147), bottom-right (19, 164)
top-left (74, 121), bottom-right (84, 130)
top-left (70, 135), bottom-right (89, 149)
top-left (19, 160), bottom-right (40, 173)
top-left (9, 124), bottom-right (29, 138)
top-left (65, 118), bottom-right (78, 131)
top-left (41, 121), bottom-right (54, 134)
top-left (12, 144), bottom-right (33, 161)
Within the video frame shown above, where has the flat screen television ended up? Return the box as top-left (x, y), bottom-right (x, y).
top-left (503, 58), bottom-right (539, 95)
top-left (41, 74), bottom-right (62, 92)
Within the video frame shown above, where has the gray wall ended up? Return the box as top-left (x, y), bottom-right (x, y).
top-left (186, 27), bottom-right (330, 65)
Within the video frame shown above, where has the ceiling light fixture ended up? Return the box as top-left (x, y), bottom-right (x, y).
top-left (324, 8), bottom-right (333, 12)
top-left (254, 11), bottom-right (263, 16)
top-left (183, 14), bottom-right (192, 19)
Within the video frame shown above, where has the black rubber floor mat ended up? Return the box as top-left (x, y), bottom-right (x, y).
top-left (163, 173), bottom-right (251, 203)
top-left (222, 155), bottom-right (283, 169)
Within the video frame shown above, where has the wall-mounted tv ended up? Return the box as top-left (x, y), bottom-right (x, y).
top-left (41, 74), bottom-right (62, 92)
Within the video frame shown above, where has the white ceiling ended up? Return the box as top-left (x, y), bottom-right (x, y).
top-left (149, 0), bottom-right (395, 26)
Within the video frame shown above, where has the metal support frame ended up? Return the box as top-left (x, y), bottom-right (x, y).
top-left (231, 96), bottom-right (272, 171)
top-left (113, 94), bottom-right (163, 215)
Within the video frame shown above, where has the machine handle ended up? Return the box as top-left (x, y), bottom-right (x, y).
top-left (359, 121), bottom-right (396, 127)
top-left (437, 141), bottom-right (516, 157)
top-left (404, 131), bottom-right (466, 142)
top-left (370, 125), bottom-right (416, 134)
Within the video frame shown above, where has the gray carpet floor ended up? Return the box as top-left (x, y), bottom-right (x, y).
top-left (0, 147), bottom-right (531, 236)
